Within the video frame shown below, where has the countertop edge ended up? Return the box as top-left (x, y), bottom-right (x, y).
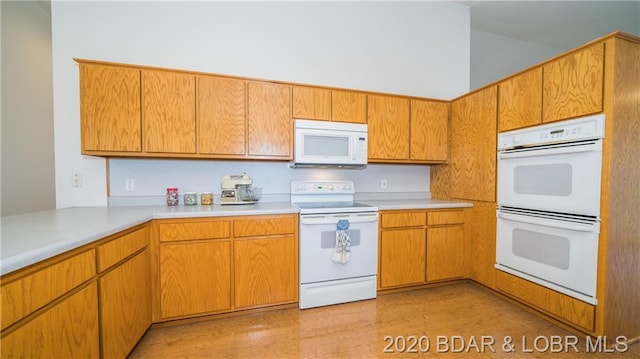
top-left (1, 200), bottom-right (473, 276)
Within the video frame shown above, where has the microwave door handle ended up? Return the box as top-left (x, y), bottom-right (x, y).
top-left (300, 214), bottom-right (378, 225)
top-left (497, 212), bottom-right (598, 232)
top-left (498, 141), bottom-right (601, 159)
top-left (352, 137), bottom-right (356, 160)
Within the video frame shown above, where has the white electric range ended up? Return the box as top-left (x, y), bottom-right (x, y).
top-left (291, 180), bottom-right (379, 309)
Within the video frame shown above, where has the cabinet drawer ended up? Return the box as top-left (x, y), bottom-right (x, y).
top-left (158, 219), bottom-right (230, 242)
top-left (1, 250), bottom-right (96, 330)
top-left (380, 212), bottom-right (426, 228)
top-left (97, 226), bottom-right (149, 272)
top-left (427, 210), bottom-right (464, 225)
top-left (233, 215), bottom-right (296, 238)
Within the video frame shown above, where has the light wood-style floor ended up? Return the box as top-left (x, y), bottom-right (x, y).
top-left (130, 282), bottom-right (639, 358)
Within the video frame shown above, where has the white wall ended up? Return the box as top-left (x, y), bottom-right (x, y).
top-left (108, 160), bottom-right (430, 205)
top-left (470, 29), bottom-right (563, 90)
top-left (51, 1), bottom-right (470, 208)
top-left (1, 1), bottom-right (56, 216)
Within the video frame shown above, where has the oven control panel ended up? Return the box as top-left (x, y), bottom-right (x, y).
top-left (498, 113), bottom-right (605, 150)
top-left (291, 180), bottom-right (354, 195)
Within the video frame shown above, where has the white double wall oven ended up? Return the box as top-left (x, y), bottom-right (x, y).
top-left (496, 114), bottom-right (605, 305)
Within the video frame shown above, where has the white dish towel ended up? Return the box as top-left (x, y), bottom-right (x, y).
top-left (332, 219), bottom-right (351, 264)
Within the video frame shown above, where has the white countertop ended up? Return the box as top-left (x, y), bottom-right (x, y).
top-left (0, 203), bottom-right (298, 276)
top-left (363, 198), bottom-right (473, 211)
top-left (0, 199), bottom-right (470, 276)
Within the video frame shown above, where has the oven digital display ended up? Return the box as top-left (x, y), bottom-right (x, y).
top-left (550, 129), bottom-right (565, 135)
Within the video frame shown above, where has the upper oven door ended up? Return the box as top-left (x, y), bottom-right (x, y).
top-left (497, 140), bottom-right (603, 216)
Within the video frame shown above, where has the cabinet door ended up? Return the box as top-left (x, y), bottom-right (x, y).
top-left (234, 235), bottom-right (297, 308)
top-left (542, 43), bottom-right (604, 123)
top-left (247, 81), bottom-right (291, 157)
top-left (292, 86), bottom-right (331, 121)
top-left (368, 94), bottom-right (410, 160)
top-left (79, 63), bottom-right (141, 152)
top-left (449, 86), bottom-right (497, 202)
top-left (465, 201), bottom-right (497, 289)
top-left (332, 90), bottom-right (367, 124)
top-left (379, 228), bottom-right (426, 288)
top-left (159, 241), bottom-right (231, 318)
top-left (99, 249), bottom-right (152, 359)
top-left (1, 283), bottom-right (99, 358)
top-left (410, 99), bottom-right (449, 161)
top-left (426, 225), bottom-right (464, 281)
top-left (498, 68), bottom-right (543, 132)
top-left (198, 76), bottom-right (246, 155)
top-left (143, 70), bottom-right (196, 153)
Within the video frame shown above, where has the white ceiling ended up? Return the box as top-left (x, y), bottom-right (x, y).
top-left (461, 1), bottom-right (640, 49)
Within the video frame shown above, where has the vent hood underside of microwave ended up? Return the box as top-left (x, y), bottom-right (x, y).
top-left (289, 162), bottom-right (367, 169)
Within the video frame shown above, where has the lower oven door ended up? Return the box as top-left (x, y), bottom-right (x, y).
top-left (299, 212), bottom-right (379, 284)
top-left (496, 209), bottom-right (599, 304)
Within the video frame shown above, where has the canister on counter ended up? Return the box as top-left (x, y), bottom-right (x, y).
top-left (166, 188), bottom-right (179, 206)
top-left (184, 192), bottom-right (197, 206)
top-left (201, 192), bottom-right (213, 205)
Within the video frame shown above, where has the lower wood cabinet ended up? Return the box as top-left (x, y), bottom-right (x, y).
top-left (234, 235), bottom-right (297, 308)
top-left (154, 214), bottom-right (298, 320)
top-left (378, 209), bottom-right (465, 290)
top-left (0, 224), bottom-right (152, 359)
top-left (426, 225), bottom-right (464, 281)
top-left (1, 282), bottom-right (100, 358)
top-left (97, 225), bottom-right (152, 359)
top-left (380, 228), bottom-right (426, 288)
top-left (99, 249), bottom-right (152, 358)
top-left (159, 241), bottom-right (231, 318)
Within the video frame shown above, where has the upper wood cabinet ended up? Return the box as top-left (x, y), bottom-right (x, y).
top-left (332, 90), bottom-right (367, 124)
top-left (197, 76), bottom-right (246, 155)
top-left (79, 63), bottom-right (141, 153)
top-left (367, 94), bottom-right (410, 160)
top-left (498, 68), bottom-right (543, 132)
top-left (449, 86), bottom-right (497, 202)
top-left (247, 81), bottom-right (292, 158)
top-left (142, 70), bottom-right (196, 153)
top-left (410, 99), bottom-right (449, 162)
top-left (292, 86), bottom-right (331, 121)
top-left (542, 43), bottom-right (604, 123)
top-left (292, 86), bottom-right (367, 124)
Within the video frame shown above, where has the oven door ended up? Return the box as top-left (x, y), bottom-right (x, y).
top-left (496, 209), bottom-right (599, 304)
top-left (299, 212), bottom-right (378, 284)
top-left (497, 140), bottom-right (602, 216)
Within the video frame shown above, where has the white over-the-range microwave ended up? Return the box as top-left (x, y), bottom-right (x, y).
top-left (291, 119), bottom-right (368, 168)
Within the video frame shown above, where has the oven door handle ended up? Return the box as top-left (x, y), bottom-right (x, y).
top-left (498, 140), bottom-right (601, 159)
top-left (300, 214), bottom-right (379, 225)
top-left (497, 212), bottom-right (599, 233)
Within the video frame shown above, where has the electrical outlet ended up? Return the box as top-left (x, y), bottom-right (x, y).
top-left (381, 179), bottom-right (387, 189)
top-left (71, 173), bottom-right (83, 188)
top-left (125, 179), bottom-right (135, 192)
